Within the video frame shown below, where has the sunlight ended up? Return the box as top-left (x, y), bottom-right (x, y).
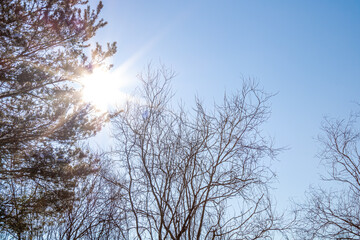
top-left (79, 42), bottom-right (154, 112)
top-left (80, 67), bottom-right (125, 112)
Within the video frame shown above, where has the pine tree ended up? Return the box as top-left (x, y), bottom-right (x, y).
top-left (0, 0), bottom-right (116, 238)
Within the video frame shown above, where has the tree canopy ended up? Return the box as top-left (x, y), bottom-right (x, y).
top-left (294, 113), bottom-right (360, 239)
top-left (110, 66), bottom-right (285, 239)
top-left (0, 0), bottom-right (116, 238)
top-left (3, 1), bottom-right (355, 240)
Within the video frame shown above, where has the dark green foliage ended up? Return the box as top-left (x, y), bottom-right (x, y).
top-left (0, 0), bottom-right (116, 238)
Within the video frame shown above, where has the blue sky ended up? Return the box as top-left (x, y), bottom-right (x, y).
top-left (93, 0), bottom-right (360, 211)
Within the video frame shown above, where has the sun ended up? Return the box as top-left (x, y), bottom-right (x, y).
top-left (80, 67), bottom-right (124, 112)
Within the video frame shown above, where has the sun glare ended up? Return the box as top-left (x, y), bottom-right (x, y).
top-left (80, 68), bottom-right (125, 112)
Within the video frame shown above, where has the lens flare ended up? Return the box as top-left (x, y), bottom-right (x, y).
top-left (80, 68), bottom-right (124, 112)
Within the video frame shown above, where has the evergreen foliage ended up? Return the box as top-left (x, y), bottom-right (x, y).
top-left (0, 0), bottom-right (116, 238)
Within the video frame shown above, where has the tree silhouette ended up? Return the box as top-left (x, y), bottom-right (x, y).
top-left (294, 112), bottom-right (360, 239)
top-left (0, 0), bottom-right (116, 238)
top-left (111, 66), bottom-right (284, 239)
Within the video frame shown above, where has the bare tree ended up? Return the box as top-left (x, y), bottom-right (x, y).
top-left (294, 113), bottom-right (360, 239)
top-left (111, 66), bottom-right (284, 239)
top-left (13, 158), bottom-right (129, 240)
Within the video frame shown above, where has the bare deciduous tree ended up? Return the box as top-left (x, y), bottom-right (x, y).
top-left (294, 113), bottom-right (360, 240)
top-left (111, 66), bottom-right (284, 239)
top-left (18, 159), bottom-right (128, 240)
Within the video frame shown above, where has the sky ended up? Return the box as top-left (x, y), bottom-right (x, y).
top-left (90, 0), bottom-right (360, 213)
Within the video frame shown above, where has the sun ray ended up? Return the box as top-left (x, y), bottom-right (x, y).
top-left (80, 67), bottom-right (124, 112)
top-left (80, 37), bottom-right (160, 112)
